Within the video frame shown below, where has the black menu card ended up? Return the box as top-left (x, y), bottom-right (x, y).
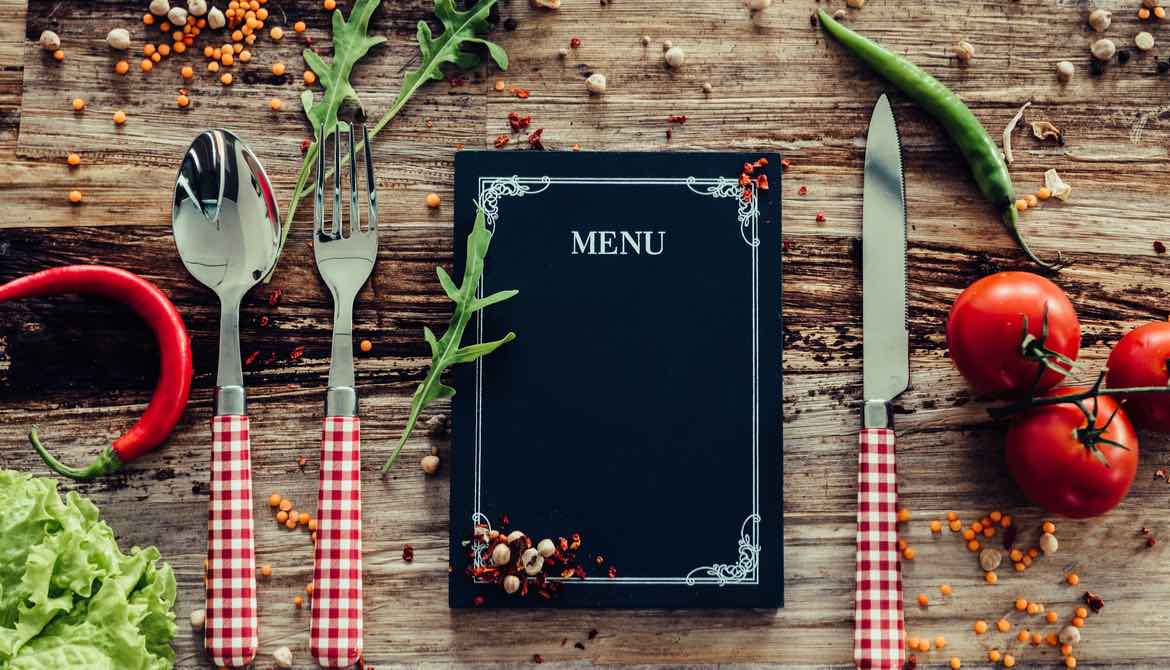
top-left (449, 151), bottom-right (782, 608)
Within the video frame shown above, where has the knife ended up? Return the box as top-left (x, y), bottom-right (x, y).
top-left (855, 93), bottom-right (910, 670)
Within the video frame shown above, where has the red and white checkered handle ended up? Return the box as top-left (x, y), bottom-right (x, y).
top-left (311, 416), bottom-right (363, 668)
top-left (206, 415), bottom-right (258, 669)
top-left (854, 428), bottom-right (905, 670)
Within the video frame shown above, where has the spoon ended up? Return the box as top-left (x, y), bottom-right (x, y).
top-left (173, 129), bottom-right (280, 669)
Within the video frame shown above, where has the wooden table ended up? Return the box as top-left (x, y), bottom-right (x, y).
top-left (3, 0), bottom-right (1170, 667)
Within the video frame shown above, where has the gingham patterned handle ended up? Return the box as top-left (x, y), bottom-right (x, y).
top-left (206, 415), bottom-right (258, 668)
top-left (311, 416), bottom-right (363, 668)
top-left (854, 428), bottom-right (905, 670)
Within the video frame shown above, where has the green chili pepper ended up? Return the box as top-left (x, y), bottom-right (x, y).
top-left (817, 9), bottom-right (1062, 270)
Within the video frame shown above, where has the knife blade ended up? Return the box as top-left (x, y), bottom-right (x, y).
top-left (854, 93), bottom-right (909, 670)
top-left (862, 93), bottom-right (909, 428)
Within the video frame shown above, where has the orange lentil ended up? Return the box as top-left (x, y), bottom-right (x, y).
top-left (294, 20), bottom-right (307, 32)
top-left (160, 21), bottom-right (171, 31)
top-left (268, 493), bottom-right (282, 507)
top-left (239, 50), bottom-right (252, 62)
top-left (259, 563), bottom-right (272, 577)
top-left (948, 519), bottom-right (962, 532)
top-left (299, 512), bottom-right (310, 525)
top-left (980, 516), bottom-right (992, 526)
top-left (233, 43), bottom-right (243, 53)
top-left (897, 507), bottom-right (911, 522)
top-left (1066, 573), bottom-right (1079, 585)
top-left (897, 539), bottom-right (908, 551)
top-left (916, 593), bottom-right (928, 607)
top-left (940, 584), bottom-right (953, 596)
top-left (1001, 514), bottom-right (1013, 527)
top-left (245, 34), bottom-right (257, 45)
top-left (989, 510), bottom-right (1002, 522)
top-left (258, 7), bottom-right (269, 19)
top-left (1030, 632), bottom-right (1042, 645)
top-left (115, 60), bottom-right (130, 74)
top-left (293, 595), bottom-right (303, 608)
top-left (181, 65), bottom-right (194, 79)
top-left (221, 52), bottom-right (234, 65)
top-left (241, 24), bottom-right (253, 36)
top-left (324, 0), bottom-right (336, 9)
top-left (139, 57), bottom-right (153, 71)
top-left (285, 516), bottom-right (297, 529)
top-left (1140, 7), bottom-right (1152, 20)
top-left (66, 152), bottom-right (81, 167)
top-left (902, 547), bottom-right (916, 560)
top-left (1075, 606), bottom-right (1088, 618)
top-left (1061, 644), bottom-right (1072, 656)
top-left (304, 70), bottom-right (317, 84)
top-left (988, 650), bottom-right (1001, 663)
top-left (917, 640), bottom-right (930, 653)
top-left (934, 636), bottom-right (946, 650)
top-left (1013, 562), bottom-right (1026, 572)
top-left (232, 29), bottom-right (244, 41)
top-left (1003, 654), bottom-right (1016, 668)
top-left (1042, 521), bottom-right (1056, 534)
top-left (177, 94), bottom-right (190, 108)
top-left (1016, 630), bottom-right (1029, 643)
top-left (174, 41), bottom-right (187, 53)
top-left (1046, 633), bottom-right (1059, 647)
top-left (996, 618), bottom-right (1011, 633)
top-left (1158, 6), bottom-right (1168, 19)
top-left (966, 539), bottom-right (980, 552)
top-left (272, 62), bottom-right (286, 76)
top-left (269, 98), bottom-right (283, 111)
top-left (144, 43), bottom-right (156, 56)
top-left (1009, 549), bottom-right (1023, 562)
top-left (1065, 657), bottom-right (1077, 669)
top-left (306, 582), bottom-right (314, 595)
top-left (907, 637), bottom-right (919, 651)
top-left (71, 98), bottom-right (85, 111)
top-left (1015, 597), bottom-right (1028, 611)
top-left (971, 521), bottom-right (983, 533)
top-left (359, 338), bottom-right (373, 353)
top-left (949, 658), bottom-right (960, 670)
top-left (984, 571), bottom-right (998, 584)
top-left (67, 190), bottom-right (83, 204)
top-left (982, 526), bottom-right (995, 538)
top-left (144, 13), bottom-right (155, 24)
top-left (113, 110), bottom-right (127, 125)
top-left (1047, 610), bottom-right (1059, 624)
top-left (208, 61), bottom-right (220, 72)
top-left (151, 52), bottom-right (161, 62)
top-left (1027, 603), bottom-right (1040, 615)
top-left (279, 499), bottom-right (293, 512)
top-left (1026, 547), bottom-right (1039, 559)
top-left (1025, 194), bottom-right (1039, 208)
top-left (221, 72), bottom-right (233, 85)
top-left (1071, 616), bottom-right (1084, 627)
top-left (270, 26), bottom-right (284, 40)
top-left (946, 511), bottom-right (958, 521)
top-left (962, 529), bottom-right (976, 541)
top-left (171, 30), bottom-right (182, 42)
top-left (52, 49), bottom-right (65, 61)
top-left (974, 620), bottom-right (988, 634)
top-left (203, 45), bottom-right (214, 57)
top-left (1037, 186), bottom-right (1052, 201)
top-left (930, 520), bottom-right (942, 534)
top-left (276, 510), bottom-right (289, 523)
top-left (308, 518), bottom-right (318, 531)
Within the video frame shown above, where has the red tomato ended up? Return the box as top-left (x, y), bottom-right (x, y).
top-left (947, 272), bottom-right (1080, 398)
top-left (1005, 388), bottom-right (1139, 518)
top-left (1107, 322), bottom-right (1170, 432)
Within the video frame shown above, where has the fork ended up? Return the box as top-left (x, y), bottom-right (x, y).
top-left (310, 115), bottom-right (377, 669)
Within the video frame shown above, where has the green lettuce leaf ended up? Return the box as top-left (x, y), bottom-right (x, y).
top-left (0, 471), bottom-right (176, 670)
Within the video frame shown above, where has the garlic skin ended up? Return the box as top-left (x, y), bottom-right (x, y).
top-left (1088, 8), bottom-right (1111, 32)
top-left (953, 40), bottom-right (975, 63)
top-left (1091, 38), bottom-right (1116, 61)
top-left (189, 609), bottom-right (206, 629)
top-left (491, 543), bottom-right (511, 567)
top-left (1056, 60), bottom-right (1075, 82)
top-left (187, 0), bottom-right (208, 17)
top-left (273, 646), bottom-right (293, 669)
top-left (502, 575), bottom-right (521, 594)
top-left (38, 30), bottom-right (60, 50)
top-left (1039, 532), bottom-right (1059, 555)
top-left (1136, 31), bottom-right (1156, 52)
top-left (106, 28), bottom-right (131, 50)
top-left (520, 547), bottom-right (544, 575)
top-left (167, 6), bottom-right (188, 25)
top-left (149, 0), bottom-right (170, 16)
top-left (664, 46), bottom-right (686, 69)
top-left (1058, 625), bottom-right (1081, 645)
top-left (537, 539), bottom-right (556, 558)
top-left (585, 73), bottom-right (607, 95)
top-left (207, 6), bottom-right (226, 29)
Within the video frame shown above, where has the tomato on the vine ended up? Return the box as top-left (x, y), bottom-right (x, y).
top-left (1106, 322), bottom-right (1170, 432)
top-left (1005, 388), bottom-right (1139, 518)
top-left (947, 272), bottom-right (1080, 398)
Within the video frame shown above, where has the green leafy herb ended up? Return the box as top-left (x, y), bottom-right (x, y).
top-left (0, 470), bottom-right (177, 670)
top-left (383, 207), bottom-right (516, 473)
top-left (269, 0), bottom-right (508, 281)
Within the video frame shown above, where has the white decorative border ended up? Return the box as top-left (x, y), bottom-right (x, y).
top-left (471, 174), bottom-right (761, 586)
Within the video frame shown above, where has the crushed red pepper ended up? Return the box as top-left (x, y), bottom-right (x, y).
top-left (494, 134), bottom-right (511, 149)
top-left (300, 138), bottom-right (311, 154)
top-left (508, 111), bottom-right (531, 132)
top-left (527, 128), bottom-right (545, 150)
top-left (462, 520), bottom-right (612, 603)
top-left (403, 544), bottom-right (414, 562)
top-left (267, 288), bottom-right (283, 305)
top-left (1083, 591), bottom-right (1104, 613)
top-left (569, 36), bottom-right (581, 49)
top-left (668, 115), bottom-right (688, 123)
top-left (532, 654), bottom-right (543, 664)
top-left (1156, 240), bottom-right (1167, 254)
top-left (798, 185), bottom-right (807, 196)
top-left (289, 346), bottom-right (306, 360)
top-left (815, 211), bottom-right (826, 223)
top-left (244, 350), bottom-right (260, 366)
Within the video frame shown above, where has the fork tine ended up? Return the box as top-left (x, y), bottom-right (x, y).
top-left (313, 126), bottom-right (326, 239)
top-left (362, 123), bottom-right (377, 232)
top-left (332, 121), bottom-right (342, 236)
top-left (347, 121), bottom-right (360, 234)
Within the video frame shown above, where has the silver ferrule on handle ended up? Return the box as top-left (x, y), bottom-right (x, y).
top-left (215, 385), bottom-right (247, 416)
top-left (864, 399), bottom-right (892, 429)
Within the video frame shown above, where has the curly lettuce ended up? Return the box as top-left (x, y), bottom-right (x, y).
top-left (0, 470), bottom-right (176, 670)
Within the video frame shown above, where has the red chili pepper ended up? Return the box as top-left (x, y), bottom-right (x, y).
top-left (0, 266), bottom-right (193, 479)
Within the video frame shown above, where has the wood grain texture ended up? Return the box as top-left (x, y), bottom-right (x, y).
top-left (5, 0), bottom-right (1170, 667)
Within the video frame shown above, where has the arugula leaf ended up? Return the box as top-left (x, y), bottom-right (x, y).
top-left (269, 0), bottom-right (507, 282)
top-left (383, 206), bottom-right (516, 473)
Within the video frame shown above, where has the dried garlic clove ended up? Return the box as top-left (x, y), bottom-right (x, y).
top-left (1044, 168), bottom-right (1072, 202)
top-left (1031, 121), bottom-right (1064, 144)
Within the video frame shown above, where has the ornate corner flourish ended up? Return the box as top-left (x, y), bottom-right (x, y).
top-left (476, 176), bottom-right (552, 229)
top-left (684, 177), bottom-right (761, 247)
top-left (685, 514), bottom-right (762, 586)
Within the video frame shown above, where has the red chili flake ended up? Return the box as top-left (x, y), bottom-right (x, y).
top-left (527, 128), bottom-right (545, 150)
top-left (1156, 241), bottom-right (1167, 254)
top-left (511, 86), bottom-right (530, 99)
top-left (402, 544), bottom-right (414, 562)
top-left (297, 455), bottom-right (307, 468)
top-left (507, 111), bottom-right (531, 132)
top-left (560, 567), bottom-right (575, 579)
top-left (814, 210), bottom-right (826, 223)
top-left (561, 638), bottom-right (568, 647)
top-left (570, 533), bottom-right (581, 551)
top-left (667, 114), bottom-right (688, 123)
top-left (738, 174), bottom-right (752, 187)
top-left (538, 590), bottom-right (552, 600)
top-left (904, 654), bottom-right (917, 670)
top-left (797, 185), bottom-right (807, 196)
top-left (267, 288), bottom-right (283, 305)
top-left (780, 159), bottom-right (791, 170)
top-left (532, 654), bottom-right (543, 664)
top-left (574, 565), bottom-right (586, 580)
top-left (1147, 537), bottom-right (1158, 548)
top-left (500, 513), bottom-right (510, 526)
top-left (783, 239), bottom-right (792, 252)
top-left (588, 629), bottom-right (599, 640)
top-left (741, 186), bottom-right (753, 203)
top-left (258, 315), bottom-right (270, 327)
top-left (300, 138), bottom-right (311, 154)
top-left (558, 537), bottom-right (569, 552)
top-left (290, 346), bottom-right (306, 360)
top-left (472, 595), bottom-right (485, 607)
top-left (665, 128), bottom-right (672, 140)
top-left (755, 157), bottom-right (769, 168)
top-left (305, 35), bottom-right (313, 46)
top-left (574, 642), bottom-right (586, 650)
top-left (607, 565), bottom-right (617, 578)
top-left (1156, 469), bottom-right (1167, 480)
top-left (1142, 527), bottom-right (1152, 535)
top-left (1082, 591), bottom-right (1104, 613)
top-left (756, 174), bottom-right (769, 191)
top-left (743, 162), bottom-right (755, 175)
top-left (494, 134), bottom-right (511, 149)
top-left (244, 350), bottom-right (260, 366)
top-left (569, 36), bottom-right (582, 48)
